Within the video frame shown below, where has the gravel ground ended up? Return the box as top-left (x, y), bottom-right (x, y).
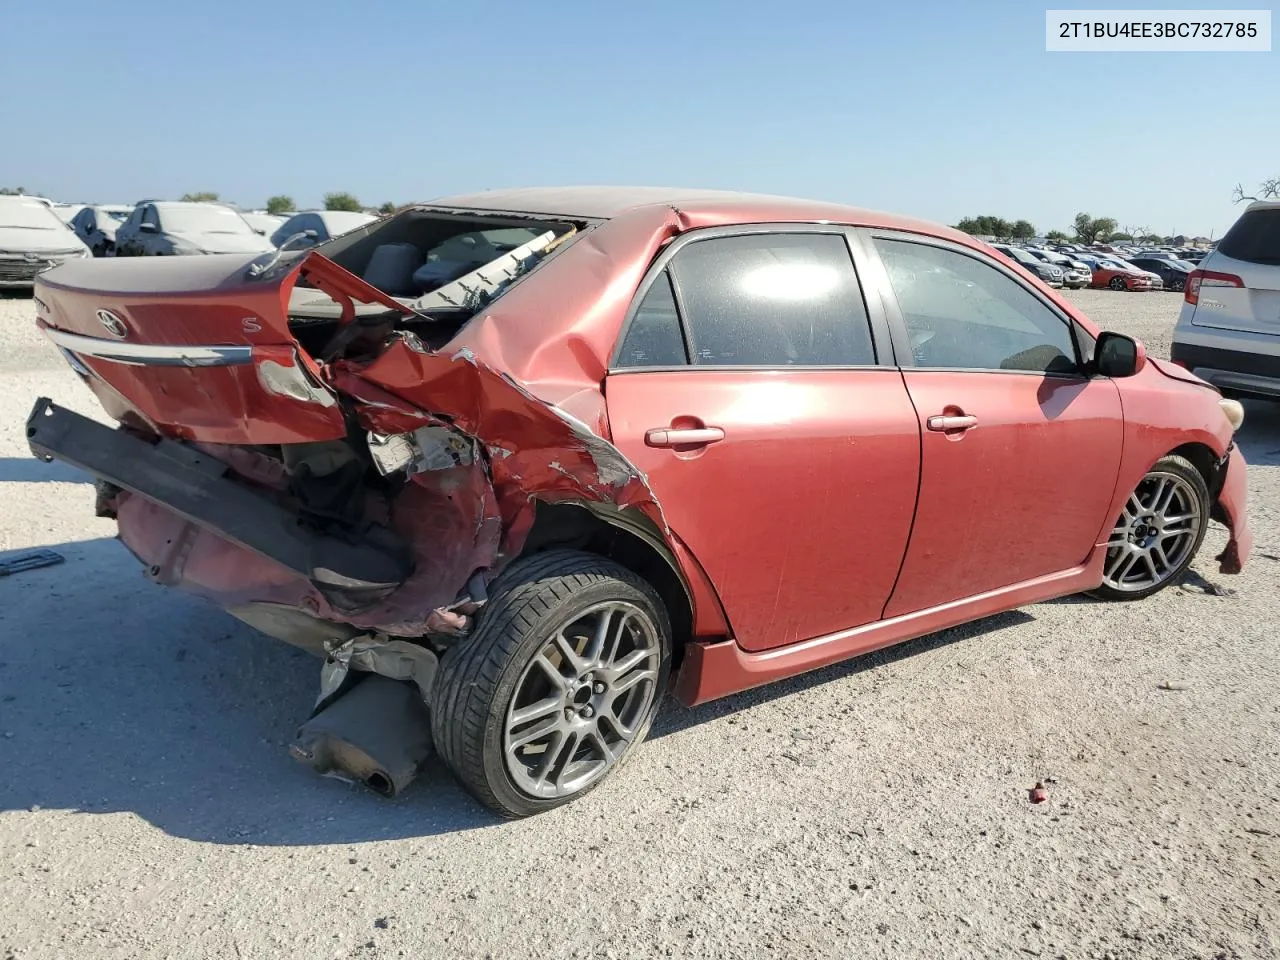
top-left (1, 288), bottom-right (1277, 960)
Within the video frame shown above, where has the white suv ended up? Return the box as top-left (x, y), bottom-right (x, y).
top-left (1171, 201), bottom-right (1280, 399)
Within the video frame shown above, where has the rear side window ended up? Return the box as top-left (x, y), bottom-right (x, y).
top-left (615, 272), bottom-right (688, 367)
top-left (669, 233), bottom-right (875, 366)
top-left (1217, 208), bottom-right (1280, 265)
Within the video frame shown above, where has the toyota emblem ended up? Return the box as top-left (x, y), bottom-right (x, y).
top-left (96, 309), bottom-right (128, 339)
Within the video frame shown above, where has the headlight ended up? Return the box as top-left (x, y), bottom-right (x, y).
top-left (1220, 398), bottom-right (1245, 432)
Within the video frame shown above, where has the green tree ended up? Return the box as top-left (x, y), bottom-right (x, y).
top-left (265, 195), bottom-right (295, 215)
top-left (377, 201), bottom-right (396, 216)
top-left (324, 192), bottom-right (362, 212)
top-left (181, 191), bottom-right (220, 202)
top-left (0, 186), bottom-right (29, 195)
top-left (1009, 219), bottom-right (1036, 239)
top-left (1109, 231), bottom-right (1134, 241)
top-left (955, 215), bottom-right (1013, 236)
top-left (1046, 229), bottom-right (1069, 242)
top-left (1072, 212), bottom-right (1118, 244)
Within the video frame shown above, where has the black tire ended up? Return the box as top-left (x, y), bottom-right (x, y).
top-left (1108, 276), bottom-right (1127, 291)
top-left (431, 549), bottom-right (672, 818)
top-left (1088, 454), bottom-right (1210, 602)
top-left (1170, 278), bottom-right (1185, 292)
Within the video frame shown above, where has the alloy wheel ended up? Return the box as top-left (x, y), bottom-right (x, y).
top-left (1101, 471), bottom-right (1202, 593)
top-left (503, 601), bottom-right (661, 799)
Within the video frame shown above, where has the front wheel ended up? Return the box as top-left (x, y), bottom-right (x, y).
top-left (432, 550), bottom-right (672, 818)
top-left (1089, 455), bottom-right (1210, 601)
top-left (1170, 278), bottom-right (1185, 292)
top-left (1108, 276), bottom-right (1127, 291)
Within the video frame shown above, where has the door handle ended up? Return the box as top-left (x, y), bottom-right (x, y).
top-left (644, 426), bottom-right (725, 448)
top-left (926, 414), bottom-right (978, 432)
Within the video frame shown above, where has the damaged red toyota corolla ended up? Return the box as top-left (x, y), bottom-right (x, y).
top-left (27, 187), bottom-right (1253, 817)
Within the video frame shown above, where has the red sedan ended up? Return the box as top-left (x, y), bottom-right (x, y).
top-left (27, 187), bottom-right (1252, 817)
top-left (1087, 258), bottom-right (1157, 291)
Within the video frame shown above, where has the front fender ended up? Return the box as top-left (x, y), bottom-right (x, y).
top-left (1212, 444), bottom-right (1252, 574)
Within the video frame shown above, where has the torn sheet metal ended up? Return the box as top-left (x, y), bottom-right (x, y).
top-left (338, 337), bottom-right (669, 583)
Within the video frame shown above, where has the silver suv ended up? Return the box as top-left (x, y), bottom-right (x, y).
top-left (1171, 201), bottom-right (1280, 399)
top-left (992, 243), bottom-right (1064, 287)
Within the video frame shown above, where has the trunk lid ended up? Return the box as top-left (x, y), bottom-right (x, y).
top-left (33, 251), bottom-right (403, 445)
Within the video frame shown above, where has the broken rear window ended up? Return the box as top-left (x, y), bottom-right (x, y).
top-left (282, 209), bottom-right (581, 355)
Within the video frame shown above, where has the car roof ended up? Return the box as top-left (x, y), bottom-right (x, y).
top-left (426, 185), bottom-right (969, 240)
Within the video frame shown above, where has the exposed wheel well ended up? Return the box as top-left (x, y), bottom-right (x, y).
top-left (1168, 442), bottom-right (1218, 492)
top-left (515, 501), bottom-right (695, 664)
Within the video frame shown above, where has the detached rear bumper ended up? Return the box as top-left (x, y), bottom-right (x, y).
top-left (25, 398), bottom-right (413, 602)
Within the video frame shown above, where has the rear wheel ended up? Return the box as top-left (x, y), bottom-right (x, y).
top-left (432, 549), bottom-right (671, 818)
top-left (1108, 276), bottom-right (1127, 291)
top-left (1089, 455), bottom-right (1209, 601)
top-left (1170, 277), bottom-right (1185, 292)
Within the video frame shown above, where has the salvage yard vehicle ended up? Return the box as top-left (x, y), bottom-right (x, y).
top-left (1129, 256), bottom-right (1194, 292)
top-left (991, 243), bottom-right (1064, 287)
top-left (1082, 255), bottom-right (1158, 291)
top-left (26, 187), bottom-right (1252, 817)
top-left (113, 200), bottom-right (276, 257)
top-left (1171, 200), bottom-right (1280, 399)
top-left (68, 204), bottom-right (134, 257)
top-left (0, 195), bottom-right (90, 288)
top-left (269, 210), bottom-right (377, 250)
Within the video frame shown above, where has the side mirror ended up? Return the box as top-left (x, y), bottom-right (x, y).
top-left (139, 222), bottom-right (157, 232)
top-left (1093, 331), bottom-right (1146, 378)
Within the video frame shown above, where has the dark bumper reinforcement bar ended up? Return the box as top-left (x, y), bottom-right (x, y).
top-left (26, 397), bottom-right (412, 594)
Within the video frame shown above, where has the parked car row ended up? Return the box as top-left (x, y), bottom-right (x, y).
top-left (110, 202), bottom-right (376, 258)
top-left (0, 196), bottom-right (380, 285)
top-left (987, 240), bottom-right (1211, 293)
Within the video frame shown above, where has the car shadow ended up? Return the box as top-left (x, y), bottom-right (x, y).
top-left (0, 456), bottom-right (90, 484)
top-left (0, 537), bottom-right (496, 844)
top-left (0, 536), bottom-right (1047, 844)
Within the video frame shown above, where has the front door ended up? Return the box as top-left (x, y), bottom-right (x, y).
top-left (605, 228), bottom-right (921, 652)
top-left (863, 233), bottom-right (1125, 617)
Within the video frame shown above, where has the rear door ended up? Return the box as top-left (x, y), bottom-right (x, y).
top-left (605, 226), bottom-right (921, 652)
top-left (860, 231), bottom-right (1124, 617)
top-left (1189, 204), bottom-right (1280, 336)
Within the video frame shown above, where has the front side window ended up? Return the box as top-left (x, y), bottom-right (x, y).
top-left (666, 232), bottom-right (875, 366)
top-left (874, 238), bottom-right (1079, 374)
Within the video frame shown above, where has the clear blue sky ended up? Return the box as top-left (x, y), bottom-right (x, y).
top-left (2, 0), bottom-right (1275, 237)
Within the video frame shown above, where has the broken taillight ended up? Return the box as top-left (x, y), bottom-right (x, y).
top-left (1184, 269), bottom-right (1243, 306)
